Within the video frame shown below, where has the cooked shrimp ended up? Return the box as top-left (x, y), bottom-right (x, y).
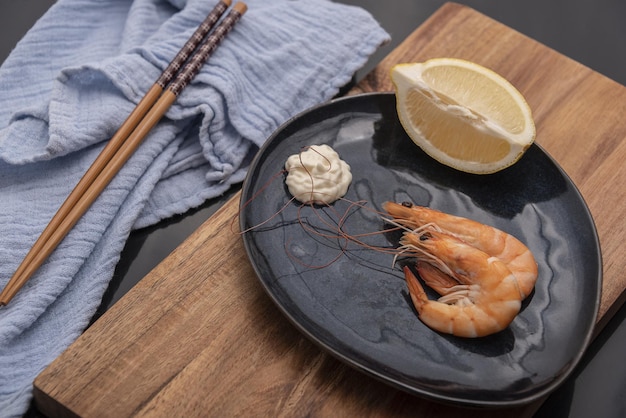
top-left (384, 201), bottom-right (537, 298)
top-left (400, 230), bottom-right (523, 337)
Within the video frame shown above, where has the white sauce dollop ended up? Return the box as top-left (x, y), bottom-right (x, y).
top-left (284, 144), bottom-right (352, 204)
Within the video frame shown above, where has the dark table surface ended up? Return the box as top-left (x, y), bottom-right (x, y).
top-left (2, 1), bottom-right (625, 417)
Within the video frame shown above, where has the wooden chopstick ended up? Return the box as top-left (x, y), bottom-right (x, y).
top-left (2, 0), bottom-right (232, 301)
top-left (0, 1), bottom-right (247, 306)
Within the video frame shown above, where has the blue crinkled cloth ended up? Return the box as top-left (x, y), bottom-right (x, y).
top-left (0, 0), bottom-right (389, 415)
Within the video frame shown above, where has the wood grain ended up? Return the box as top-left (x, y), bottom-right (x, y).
top-left (34, 3), bottom-right (626, 417)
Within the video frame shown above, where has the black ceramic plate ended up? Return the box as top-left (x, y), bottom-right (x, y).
top-left (239, 92), bottom-right (601, 407)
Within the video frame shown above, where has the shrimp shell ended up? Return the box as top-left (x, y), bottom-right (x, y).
top-left (400, 230), bottom-right (523, 337)
top-left (384, 201), bottom-right (537, 298)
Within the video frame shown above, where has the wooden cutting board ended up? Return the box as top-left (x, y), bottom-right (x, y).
top-left (34, 3), bottom-right (626, 417)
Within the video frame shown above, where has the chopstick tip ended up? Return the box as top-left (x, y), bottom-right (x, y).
top-left (0, 289), bottom-right (13, 306)
top-left (223, 0), bottom-right (233, 6)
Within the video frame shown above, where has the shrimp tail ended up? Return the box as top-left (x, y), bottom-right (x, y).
top-left (416, 261), bottom-right (459, 296)
top-left (403, 265), bottom-right (428, 313)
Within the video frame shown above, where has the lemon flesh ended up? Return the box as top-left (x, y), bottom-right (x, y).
top-left (391, 58), bottom-right (536, 174)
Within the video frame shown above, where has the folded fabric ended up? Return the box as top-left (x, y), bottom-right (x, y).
top-left (0, 0), bottom-right (389, 415)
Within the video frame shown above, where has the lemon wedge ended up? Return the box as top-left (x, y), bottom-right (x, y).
top-left (391, 58), bottom-right (536, 174)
